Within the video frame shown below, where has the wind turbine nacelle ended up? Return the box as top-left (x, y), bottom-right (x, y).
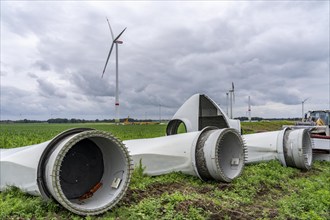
top-left (124, 127), bottom-right (246, 182)
top-left (0, 128), bottom-right (132, 216)
top-left (166, 94), bottom-right (241, 135)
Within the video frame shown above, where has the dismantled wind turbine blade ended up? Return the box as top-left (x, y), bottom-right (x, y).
top-left (106, 17), bottom-right (115, 41)
top-left (0, 128), bottom-right (133, 216)
top-left (102, 41), bottom-right (115, 78)
top-left (243, 127), bottom-right (313, 170)
top-left (114, 27), bottom-right (127, 42)
top-left (124, 127), bottom-right (246, 183)
top-left (166, 93), bottom-right (314, 170)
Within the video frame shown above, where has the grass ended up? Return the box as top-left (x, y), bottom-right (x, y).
top-left (241, 120), bottom-right (295, 134)
top-left (0, 123), bottom-right (166, 149)
top-left (0, 121), bottom-right (329, 219)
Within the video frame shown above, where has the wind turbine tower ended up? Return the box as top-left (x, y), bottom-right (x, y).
top-left (226, 92), bottom-right (229, 116)
top-left (248, 96), bottom-right (251, 122)
top-left (102, 18), bottom-right (126, 123)
top-left (159, 104), bottom-right (162, 123)
top-left (301, 98), bottom-right (309, 122)
top-left (228, 82), bottom-right (235, 119)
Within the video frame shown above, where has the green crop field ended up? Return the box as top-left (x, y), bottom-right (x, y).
top-left (0, 122), bottom-right (329, 220)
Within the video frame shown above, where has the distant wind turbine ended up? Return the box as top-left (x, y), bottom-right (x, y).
top-left (102, 17), bottom-right (126, 123)
top-left (301, 97), bottom-right (309, 121)
top-left (226, 92), bottom-right (229, 116)
top-left (229, 82), bottom-right (235, 119)
top-left (248, 96), bottom-right (251, 122)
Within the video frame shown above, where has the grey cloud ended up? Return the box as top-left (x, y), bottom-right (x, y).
top-left (37, 78), bottom-right (67, 98)
top-left (27, 72), bottom-right (38, 78)
top-left (1, 1), bottom-right (329, 119)
top-left (0, 71), bottom-right (7, 77)
top-left (1, 2), bottom-right (62, 37)
top-left (33, 60), bottom-right (50, 71)
top-left (70, 71), bottom-right (115, 97)
top-left (1, 86), bottom-right (47, 118)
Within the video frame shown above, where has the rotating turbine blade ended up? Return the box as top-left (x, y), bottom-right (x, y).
top-left (101, 42), bottom-right (115, 78)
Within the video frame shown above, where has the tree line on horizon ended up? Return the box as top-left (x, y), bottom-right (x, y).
top-left (0, 117), bottom-right (301, 124)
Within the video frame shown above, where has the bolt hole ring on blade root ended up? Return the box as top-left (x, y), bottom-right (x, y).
top-left (216, 129), bottom-right (246, 181)
top-left (43, 129), bottom-right (132, 215)
top-left (284, 128), bottom-right (313, 170)
top-left (195, 128), bottom-right (246, 182)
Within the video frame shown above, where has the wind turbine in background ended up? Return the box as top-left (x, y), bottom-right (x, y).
top-left (301, 97), bottom-right (309, 122)
top-left (226, 92), bottom-right (229, 116)
top-left (248, 96), bottom-right (251, 122)
top-left (228, 82), bottom-right (235, 119)
top-left (102, 18), bottom-right (127, 123)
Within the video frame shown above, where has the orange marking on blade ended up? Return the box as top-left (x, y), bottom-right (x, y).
top-left (90, 182), bottom-right (103, 194)
top-left (79, 182), bottom-right (103, 201)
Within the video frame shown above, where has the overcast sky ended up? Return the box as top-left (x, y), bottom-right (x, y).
top-left (1, 1), bottom-right (329, 120)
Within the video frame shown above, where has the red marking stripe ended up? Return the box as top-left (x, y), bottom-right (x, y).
top-left (311, 134), bottom-right (330, 140)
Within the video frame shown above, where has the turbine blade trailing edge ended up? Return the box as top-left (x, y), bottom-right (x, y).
top-left (102, 42), bottom-right (115, 78)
